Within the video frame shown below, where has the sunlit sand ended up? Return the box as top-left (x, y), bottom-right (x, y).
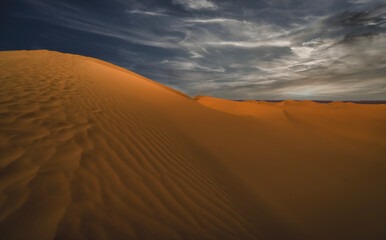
top-left (0, 50), bottom-right (385, 240)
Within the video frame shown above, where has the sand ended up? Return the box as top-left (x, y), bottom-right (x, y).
top-left (0, 50), bottom-right (385, 240)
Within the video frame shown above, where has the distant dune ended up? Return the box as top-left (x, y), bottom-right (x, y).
top-left (0, 50), bottom-right (385, 240)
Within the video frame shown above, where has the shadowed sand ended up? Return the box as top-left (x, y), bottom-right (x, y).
top-left (0, 50), bottom-right (385, 240)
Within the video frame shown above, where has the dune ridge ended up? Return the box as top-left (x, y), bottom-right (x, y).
top-left (0, 50), bottom-right (386, 240)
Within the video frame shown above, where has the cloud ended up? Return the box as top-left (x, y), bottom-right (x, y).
top-left (201, 40), bottom-right (291, 48)
top-left (172, 0), bottom-right (217, 10)
top-left (161, 60), bottom-right (225, 72)
top-left (348, 0), bottom-right (375, 4)
top-left (185, 18), bottom-right (243, 23)
top-left (18, 0), bottom-right (182, 49)
top-left (127, 9), bottom-right (167, 16)
top-left (4, 0), bottom-right (385, 100)
top-left (323, 7), bottom-right (386, 45)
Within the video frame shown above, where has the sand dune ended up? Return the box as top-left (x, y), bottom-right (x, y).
top-left (0, 50), bottom-right (385, 240)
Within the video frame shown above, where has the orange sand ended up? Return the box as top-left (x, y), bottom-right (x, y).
top-left (0, 50), bottom-right (385, 240)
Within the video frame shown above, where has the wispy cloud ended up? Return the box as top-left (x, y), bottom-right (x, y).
top-left (172, 0), bottom-right (218, 10)
top-left (185, 18), bottom-right (244, 23)
top-left (127, 9), bottom-right (167, 16)
top-left (4, 0), bottom-right (386, 100)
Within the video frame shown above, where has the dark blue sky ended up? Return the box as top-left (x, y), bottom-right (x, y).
top-left (1, 0), bottom-right (385, 100)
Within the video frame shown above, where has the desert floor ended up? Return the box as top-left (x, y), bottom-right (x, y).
top-left (0, 50), bottom-right (385, 240)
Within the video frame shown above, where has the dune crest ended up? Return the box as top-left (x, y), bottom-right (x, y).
top-left (1, 50), bottom-right (386, 240)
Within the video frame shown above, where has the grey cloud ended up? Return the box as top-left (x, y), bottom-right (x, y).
top-left (5, 0), bottom-right (385, 100)
top-left (171, 0), bottom-right (217, 10)
top-left (319, 4), bottom-right (386, 45)
top-left (127, 9), bottom-right (167, 16)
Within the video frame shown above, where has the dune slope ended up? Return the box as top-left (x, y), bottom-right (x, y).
top-left (0, 50), bottom-right (386, 240)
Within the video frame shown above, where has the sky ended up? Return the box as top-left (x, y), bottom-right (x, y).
top-left (1, 0), bottom-right (386, 100)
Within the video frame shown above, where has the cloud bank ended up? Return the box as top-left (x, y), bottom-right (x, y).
top-left (1, 0), bottom-right (385, 100)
